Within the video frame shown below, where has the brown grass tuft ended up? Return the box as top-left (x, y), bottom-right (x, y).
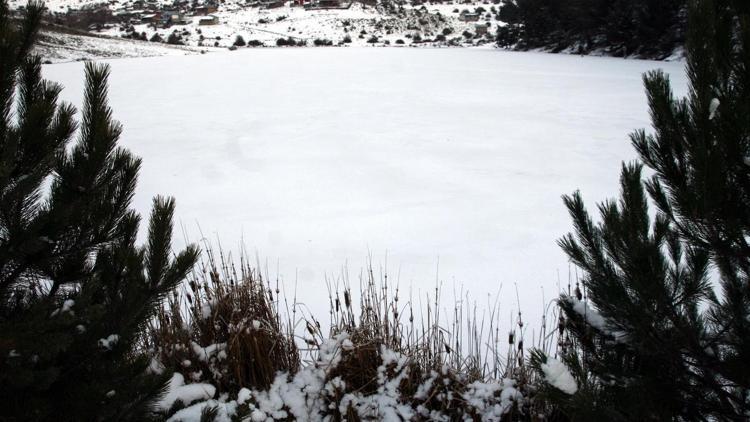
top-left (147, 248), bottom-right (298, 395)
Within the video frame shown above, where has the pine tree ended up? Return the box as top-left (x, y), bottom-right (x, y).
top-left (531, 0), bottom-right (750, 419)
top-left (0, 2), bottom-right (199, 420)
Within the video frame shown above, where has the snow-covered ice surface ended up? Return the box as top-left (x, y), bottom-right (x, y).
top-left (42, 48), bottom-right (687, 339)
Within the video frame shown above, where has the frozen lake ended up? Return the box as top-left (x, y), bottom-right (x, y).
top-left (44, 48), bottom-right (687, 340)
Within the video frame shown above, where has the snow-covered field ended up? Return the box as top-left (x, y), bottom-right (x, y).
top-left (42, 48), bottom-right (687, 339)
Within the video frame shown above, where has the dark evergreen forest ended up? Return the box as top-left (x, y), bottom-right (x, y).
top-left (497, 0), bottom-right (687, 58)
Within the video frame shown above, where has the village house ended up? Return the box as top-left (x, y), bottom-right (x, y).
top-left (198, 14), bottom-right (219, 25)
top-left (303, 0), bottom-right (352, 10)
top-left (260, 0), bottom-right (285, 9)
top-left (316, 0), bottom-right (340, 7)
top-left (140, 12), bottom-right (159, 23)
top-left (458, 11), bottom-right (480, 22)
top-left (195, 5), bottom-right (217, 15)
top-left (160, 10), bottom-right (189, 26)
top-left (112, 9), bottom-right (143, 23)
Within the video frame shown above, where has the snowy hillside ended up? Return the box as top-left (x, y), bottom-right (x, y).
top-left (114, 2), bottom-right (496, 48)
top-left (34, 27), bottom-right (208, 62)
top-left (11, 0), bottom-right (500, 50)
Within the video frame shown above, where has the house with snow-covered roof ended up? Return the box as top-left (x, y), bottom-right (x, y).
top-left (198, 14), bottom-right (219, 25)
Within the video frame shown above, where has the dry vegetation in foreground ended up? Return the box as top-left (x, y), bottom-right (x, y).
top-left (146, 248), bottom-right (567, 421)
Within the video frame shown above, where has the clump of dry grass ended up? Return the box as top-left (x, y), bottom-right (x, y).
top-left (147, 248), bottom-right (298, 397)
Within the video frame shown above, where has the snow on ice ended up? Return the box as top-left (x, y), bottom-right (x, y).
top-left (42, 48), bottom-right (688, 339)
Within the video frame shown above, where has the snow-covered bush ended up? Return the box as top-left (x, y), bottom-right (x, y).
top-left (167, 32), bottom-right (183, 45)
top-left (276, 37), bottom-right (301, 47)
top-left (233, 35), bottom-right (246, 47)
top-left (157, 331), bottom-right (526, 421)
top-left (313, 38), bottom-right (333, 46)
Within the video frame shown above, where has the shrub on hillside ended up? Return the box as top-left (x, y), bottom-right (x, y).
top-left (125, 30), bottom-right (147, 41)
top-left (314, 38), bottom-right (333, 46)
top-left (167, 32), bottom-right (183, 45)
top-left (233, 35), bottom-right (246, 47)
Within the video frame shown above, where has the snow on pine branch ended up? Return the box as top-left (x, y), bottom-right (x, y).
top-left (563, 297), bottom-right (627, 342)
top-left (541, 357), bottom-right (578, 395)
